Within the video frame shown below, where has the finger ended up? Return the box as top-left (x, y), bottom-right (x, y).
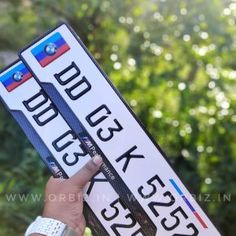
top-left (69, 155), bottom-right (103, 187)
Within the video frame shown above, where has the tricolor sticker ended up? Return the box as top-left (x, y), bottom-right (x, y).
top-left (0, 63), bottom-right (32, 92)
top-left (31, 32), bottom-right (70, 67)
top-left (170, 179), bottom-right (208, 229)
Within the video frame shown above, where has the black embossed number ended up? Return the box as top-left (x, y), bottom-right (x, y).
top-left (111, 214), bottom-right (136, 236)
top-left (148, 191), bottom-right (175, 217)
top-left (101, 198), bottom-right (143, 236)
top-left (173, 223), bottom-right (199, 236)
top-left (161, 207), bottom-right (188, 231)
top-left (86, 104), bottom-right (123, 142)
top-left (101, 199), bottom-right (123, 221)
top-left (23, 89), bottom-right (58, 126)
top-left (138, 175), bottom-right (165, 199)
top-left (54, 62), bottom-right (91, 101)
top-left (138, 175), bottom-right (199, 235)
top-left (138, 175), bottom-right (175, 217)
top-left (52, 130), bottom-right (87, 166)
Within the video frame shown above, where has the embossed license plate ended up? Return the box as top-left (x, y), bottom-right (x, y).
top-left (0, 61), bottom-right (144, 236)
top-left (19, 23), bottom-right (220, 236)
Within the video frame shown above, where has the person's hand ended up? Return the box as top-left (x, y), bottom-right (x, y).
top-left (42, 155), bottom-right (103, 235)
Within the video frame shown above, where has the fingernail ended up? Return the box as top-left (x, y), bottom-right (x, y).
top-left (92, 154), bottom-right (103, 166)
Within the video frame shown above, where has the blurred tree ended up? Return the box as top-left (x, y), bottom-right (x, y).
top-left (0, 0), bottom-right (235, 235)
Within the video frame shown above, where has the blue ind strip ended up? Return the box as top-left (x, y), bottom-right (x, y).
top-left (3, 67), bottom-right (29, 87)
top-left (35, 37), bottom-right (66, 61)
top-left (169, 179), bottom-right (184, 196)
top-left (182, 195), bottom-right (196, 213)
top-left (31, 32), bottom-right (62, 55)
top-left (0, 63), bottom-right (25, 83)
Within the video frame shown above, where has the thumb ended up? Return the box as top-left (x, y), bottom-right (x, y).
top-left (69, 155), bottom-right (103, 188)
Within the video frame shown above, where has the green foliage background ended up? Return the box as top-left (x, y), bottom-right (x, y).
top-left (0, 0), bottom-right (235, 235)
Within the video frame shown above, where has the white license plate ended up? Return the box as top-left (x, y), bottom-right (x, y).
top-left (20, 23), bottom-right (220, 236)
top-left (0, 61), bottom-right (145, 236)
